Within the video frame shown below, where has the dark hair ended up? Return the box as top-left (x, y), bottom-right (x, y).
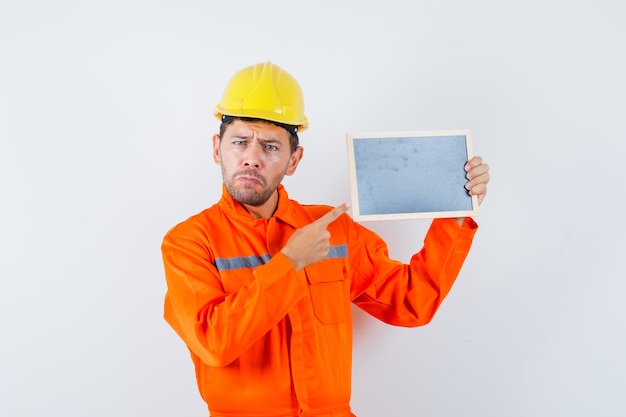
top-left (219, 116), bottom-right (300, 153)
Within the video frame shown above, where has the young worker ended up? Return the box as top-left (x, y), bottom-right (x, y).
top-left (162, 61), bottom-right (490, 417)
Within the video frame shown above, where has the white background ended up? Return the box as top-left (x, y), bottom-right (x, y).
top-left (2, 1), bottom-right (625, 416)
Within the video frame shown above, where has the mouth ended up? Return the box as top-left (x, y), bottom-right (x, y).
top-left (235, 171), bottom-right (265, 186)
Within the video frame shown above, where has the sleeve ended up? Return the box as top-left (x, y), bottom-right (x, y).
top-left (161, 222), bottom-right (308, 367)
top-left (349, 217), bottom-right (478, 327)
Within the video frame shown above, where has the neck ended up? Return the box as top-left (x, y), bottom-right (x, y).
top-left (242, 191), bottom-right (279, 219)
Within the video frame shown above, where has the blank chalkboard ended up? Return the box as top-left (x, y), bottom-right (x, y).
top-left (346, 130), bottom-right (479, 221)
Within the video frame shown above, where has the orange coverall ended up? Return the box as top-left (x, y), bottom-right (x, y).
top-left (162, 184), bottom-right (477, 417)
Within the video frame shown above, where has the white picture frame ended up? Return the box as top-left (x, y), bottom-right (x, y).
top-left (345, 129), bottom-right (479, 221)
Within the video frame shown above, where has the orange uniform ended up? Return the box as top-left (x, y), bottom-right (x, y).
top-left (162, 184), bottom-right (477, 417)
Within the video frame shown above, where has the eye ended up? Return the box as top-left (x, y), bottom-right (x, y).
top-left (233, 140), bottom-right (246, 146)
top-left (265, 144), bottom-right (278, 151)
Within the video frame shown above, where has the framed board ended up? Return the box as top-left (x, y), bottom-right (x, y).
top-left (346, 129), bottom-right (478, 221)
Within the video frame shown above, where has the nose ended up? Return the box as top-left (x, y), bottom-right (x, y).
top-left (243, 143), bottom-right (261, 168)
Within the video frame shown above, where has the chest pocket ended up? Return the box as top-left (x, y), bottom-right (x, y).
top-left (304, 256), bottom-right (351, 325)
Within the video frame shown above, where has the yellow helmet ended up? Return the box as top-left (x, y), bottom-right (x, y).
top-left (214, 61), bottom-right (309, 132)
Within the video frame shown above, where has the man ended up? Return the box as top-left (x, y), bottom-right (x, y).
top-left (162, 61), bottom-right (490, 417)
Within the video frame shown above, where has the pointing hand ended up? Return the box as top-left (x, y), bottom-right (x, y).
top-left (281, 203), bottom-right (350, 272)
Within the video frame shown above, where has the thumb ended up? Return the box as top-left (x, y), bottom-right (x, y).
top-left (316, 202), bottom-right (350, 227)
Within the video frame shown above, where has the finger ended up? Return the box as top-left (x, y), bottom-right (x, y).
top-left (478, 189), bottom-right (487, 204)
top-left (468, 183), bottom-right (487, 196)
top-left (465, 171), bottom-right (490, 192)
top-left (316, 202), bottom-right (350, 227)
top-left (466, 163), bottom-right (489, 181)
top-left (466, 166), bottom-right (490, 184)
top-left (471, 185), bottom-right (487, 205)
top-left (464, 156), bottom-right (483, 172)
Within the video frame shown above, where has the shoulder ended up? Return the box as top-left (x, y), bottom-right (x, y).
top-left (163, 205), bottom-right (220, 242)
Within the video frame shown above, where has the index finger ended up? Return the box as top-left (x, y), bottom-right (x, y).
top-left (316, 202), bottom-right (350, 227)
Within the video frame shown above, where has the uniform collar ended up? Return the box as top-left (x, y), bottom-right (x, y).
top-left (218, 183), bottom-right (302, 228)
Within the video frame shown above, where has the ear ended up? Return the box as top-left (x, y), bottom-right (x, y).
top-left (285, 146), bottom-right (303, 176)
top-left (212, 134), bottom-right (221, 165)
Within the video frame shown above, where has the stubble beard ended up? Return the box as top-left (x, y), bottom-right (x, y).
top-left (223, 168), bottom-right (283, 207)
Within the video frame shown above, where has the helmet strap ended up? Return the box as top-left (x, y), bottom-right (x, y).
top-left (221, 115), bottom-right (299, 135)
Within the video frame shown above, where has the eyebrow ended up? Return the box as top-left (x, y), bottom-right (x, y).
top-left (259, 138), bottom-right (281, 144)
top-left (229, 133), bottom-right (252, 139)
top-left (229, 134), bottom-right (282, 145)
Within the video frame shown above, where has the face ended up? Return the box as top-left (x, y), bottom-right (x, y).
top-left (213, 119), bottom-right (303, 215)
